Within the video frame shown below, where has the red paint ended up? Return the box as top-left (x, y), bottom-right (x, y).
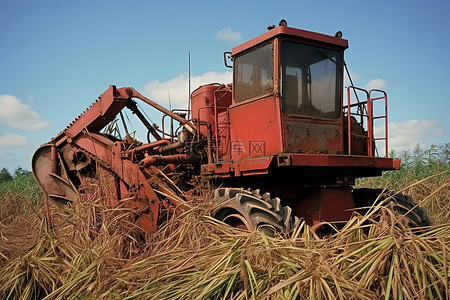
top-left (228, 96), bottom-right (281, 160)
top-left (294, 188), bottom-right (354, 226)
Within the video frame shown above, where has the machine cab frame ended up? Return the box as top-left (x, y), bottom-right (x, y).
top-left (198, 24), bottom-right (398, 179)
top-left (229, 25), bottom-right (348, 158)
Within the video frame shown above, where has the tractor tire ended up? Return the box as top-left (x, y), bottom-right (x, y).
top-left (353, 188), bottom-right (432, 227)
top-left (212, 187), bottom-right (299, 235)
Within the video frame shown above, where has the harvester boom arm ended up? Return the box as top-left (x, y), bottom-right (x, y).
top-left (126, 87), bottom-right (196, 134)
top-left (53, 85), bottom-right (194, 147)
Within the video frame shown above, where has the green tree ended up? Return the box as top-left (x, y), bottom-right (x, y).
top-left (14, 166), bottom-right (31, 177)
top-left (0, 168), bottom-right (13, 182)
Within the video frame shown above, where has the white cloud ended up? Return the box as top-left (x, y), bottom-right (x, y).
top-left (375, 119), bottom-right (446, 153)
top-left (0, 132), bottom-right (29, 148)
top-left (344, 69), bottom-right (361, 88)
top-left (142, 71), bottom-right (232, 108)
top-left (364, 78), bottom-right (387, 91)
top-left (0, 94), bottom-right (50, 130)
top-left (215, 28), bottom-right (243, 43)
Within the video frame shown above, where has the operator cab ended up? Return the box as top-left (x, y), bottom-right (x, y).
top-left (234, 29), bottom-right (343, 121)
top-left (196, 21), bottom-right (395, 179)
top-left (230, 21), bottom-right (348, 157)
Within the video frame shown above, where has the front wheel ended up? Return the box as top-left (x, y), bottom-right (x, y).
top-left (212, 187), bottom-right (299, 236)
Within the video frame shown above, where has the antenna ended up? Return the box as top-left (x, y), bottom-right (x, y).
top-left (188, 51), bottom-right (191, 119)
top-left (168, 91), bottom-right (171, 111)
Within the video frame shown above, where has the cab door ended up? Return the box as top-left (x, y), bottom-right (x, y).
top-left (228, 42), bottom-right (283, 161)
top-left (280, 40), bottom-right (343, 154)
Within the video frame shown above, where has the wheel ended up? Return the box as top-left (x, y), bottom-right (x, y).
top-left (212, 187), bottom-right (299, 235)
top-left (353, 188), bottom-right (432, 227)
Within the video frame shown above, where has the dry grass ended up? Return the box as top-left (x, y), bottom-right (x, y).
top-left (400, 172), bottom-right (450, 225)
top-left (358, 170), bottom-right (449, 224)
top-left (1, 176), bottom-right (449, 299)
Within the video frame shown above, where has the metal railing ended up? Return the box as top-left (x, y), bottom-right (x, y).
top-left (345, 86), bottom-right (388, 157)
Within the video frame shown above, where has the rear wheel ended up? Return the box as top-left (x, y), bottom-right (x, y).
top-left (353, 188), bottom-right (432, 227)
top-left (212, 187), bottom-right (299, 236)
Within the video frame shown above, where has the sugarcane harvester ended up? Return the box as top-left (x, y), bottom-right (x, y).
top-left (32, 21), bottom-right (429, 234)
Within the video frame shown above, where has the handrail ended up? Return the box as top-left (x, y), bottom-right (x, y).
top-left (346, 86), bottom-right (388, 157)
top-left (369, 89), bottom-right (388, 157)
top-left (346, 86), bottom-right (369, 155)
top-left (344, 101), bottom-right (368, 109)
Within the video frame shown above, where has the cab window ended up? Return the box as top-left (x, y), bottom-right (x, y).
top-left (234, 43), bottom-right (274, 102)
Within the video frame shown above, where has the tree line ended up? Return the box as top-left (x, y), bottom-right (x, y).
top-left (0, 167), bottom-right (32, 182)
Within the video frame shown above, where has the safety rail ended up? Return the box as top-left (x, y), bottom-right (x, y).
top-left (345, 86), bottom-right (388, 157)
top-left (369, 89), bottom-right (388, 157)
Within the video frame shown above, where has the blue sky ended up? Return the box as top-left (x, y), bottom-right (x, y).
top-left (1, 0), bottom-right (449, 170)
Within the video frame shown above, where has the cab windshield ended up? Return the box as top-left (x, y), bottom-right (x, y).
top-left (281, 41), bottom-right (341, 119)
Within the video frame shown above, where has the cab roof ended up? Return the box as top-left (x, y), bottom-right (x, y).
top-left (231, 26), bottom-right (349, 57)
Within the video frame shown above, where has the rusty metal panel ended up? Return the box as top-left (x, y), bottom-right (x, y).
top-left (293, 188), bottom-right (354, 226)
top-left (289, 153), bottom-right (400, 169)
top-left (283, 120), bottom-right (342, 154)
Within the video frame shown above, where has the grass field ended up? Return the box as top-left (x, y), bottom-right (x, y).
top-left (0, 145), bottom-right (449, 299)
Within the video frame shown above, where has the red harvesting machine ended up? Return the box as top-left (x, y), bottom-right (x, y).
top-left (32, 20), bottom-right (429, 234)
